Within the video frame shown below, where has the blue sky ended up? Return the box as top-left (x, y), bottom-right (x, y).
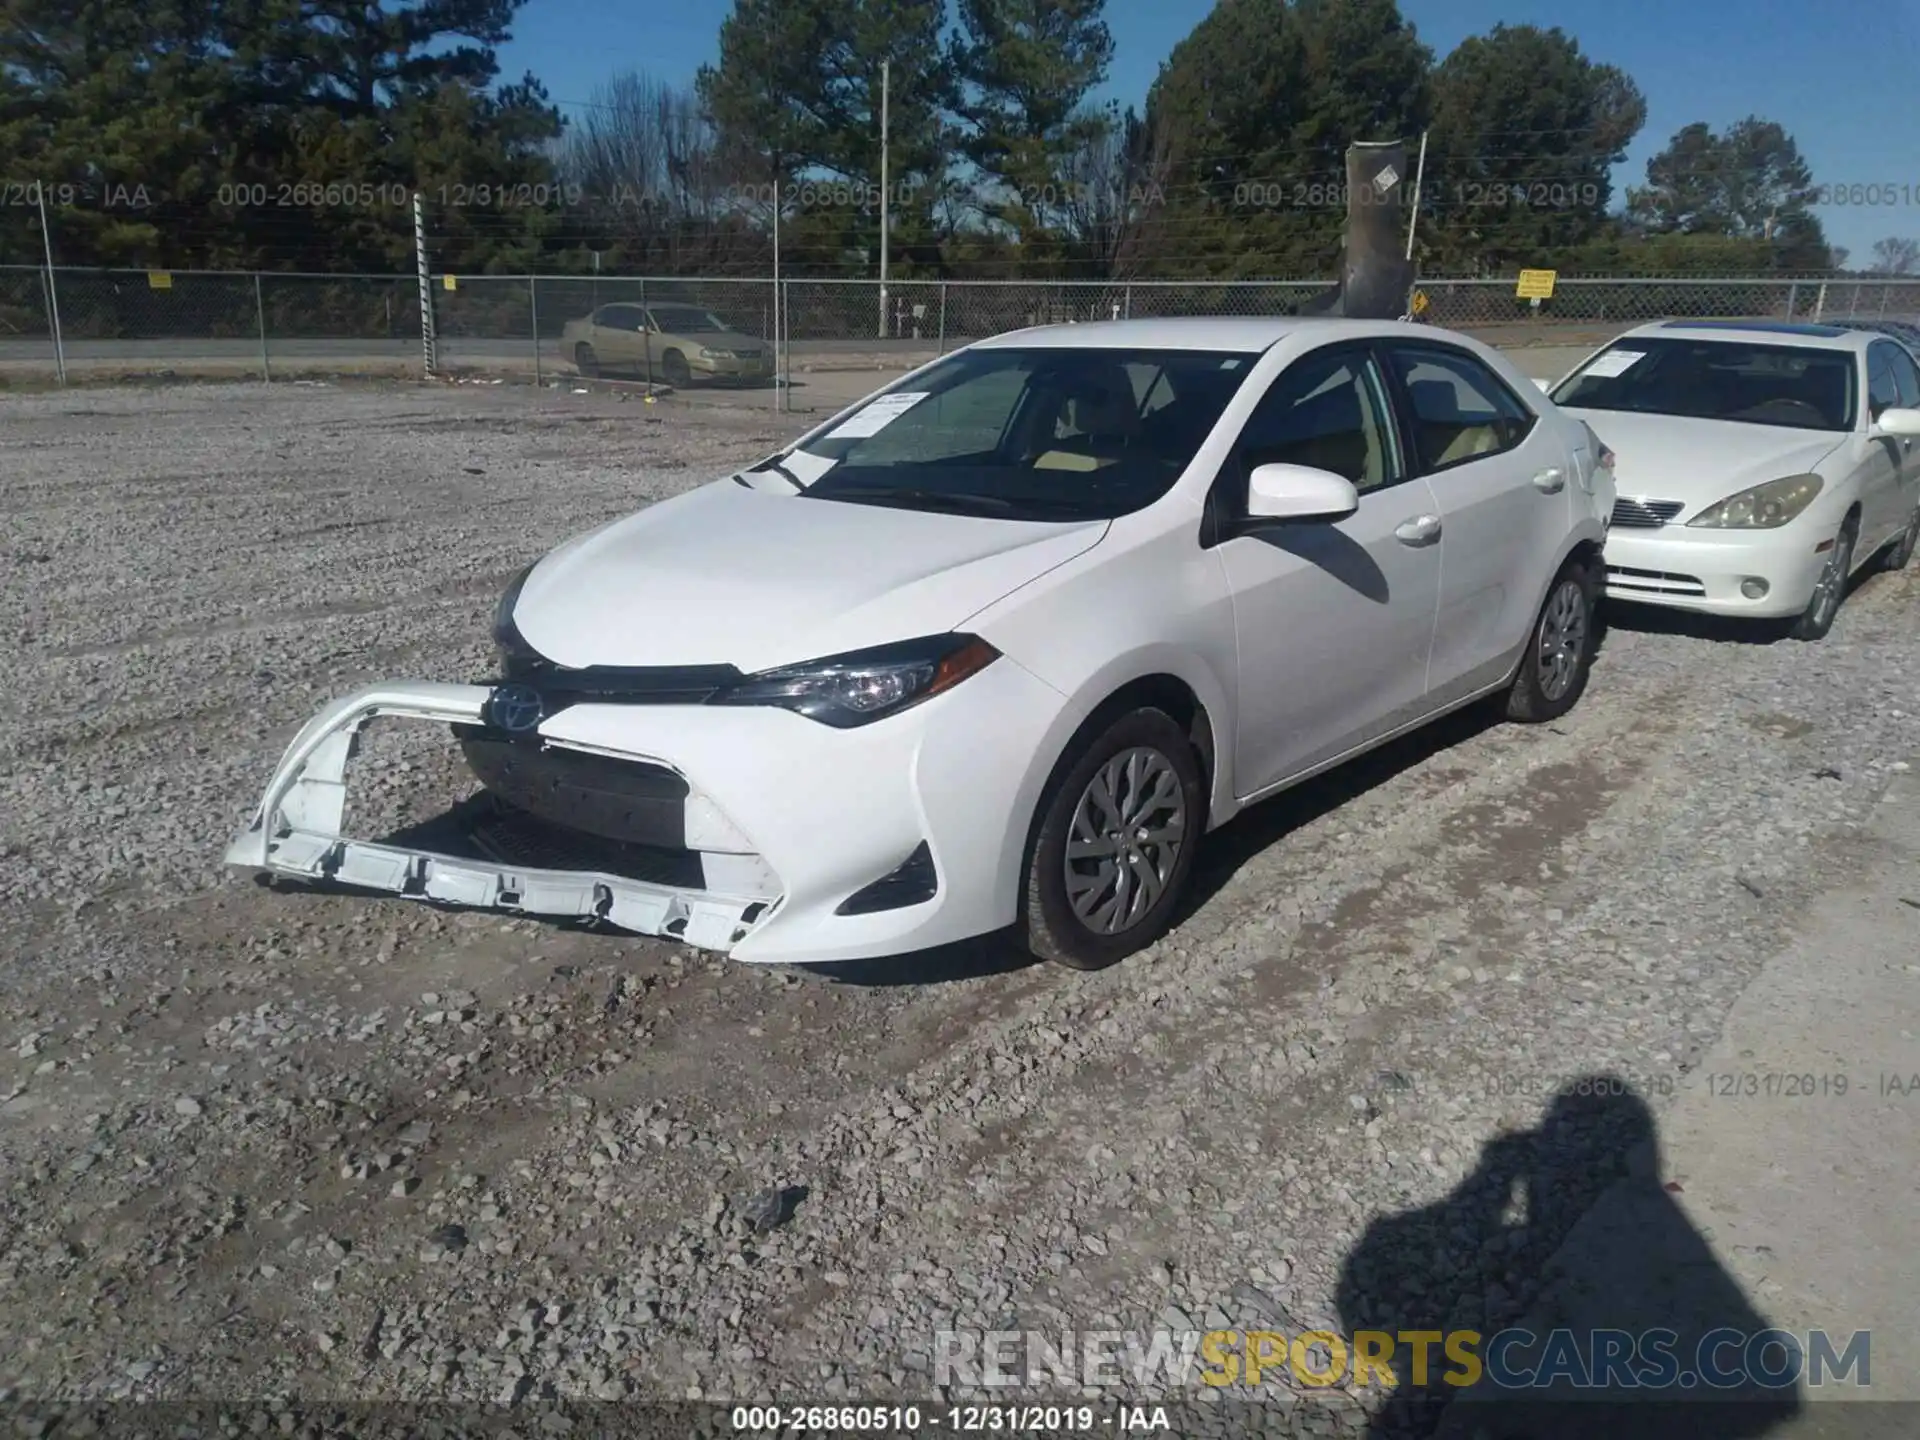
top-left (498, 0), bottom-right (1920, 261)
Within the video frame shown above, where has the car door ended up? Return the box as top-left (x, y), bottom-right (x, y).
top-left (583, 305), bottom-right (624, 366)
top-left (1876, 341), bottom-right (1920, 534)
top-left (640, 308), bottom-right (673, 372)
top-left (1205, 343), bottom-right (1442, 797)
top-left (1380, 340), bottom-right (1574, 706)
top-left (1862, 342), bottom-right (1913, 548)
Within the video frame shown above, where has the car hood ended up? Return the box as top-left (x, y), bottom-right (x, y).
top-left (1561, 408), bottom-right (1849, 510)
top-left (511, 478), bottom-right (1108, 673)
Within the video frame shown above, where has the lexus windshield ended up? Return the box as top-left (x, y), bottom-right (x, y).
top-left (1551, 337), bottom-right (1856, 432)
top-left (765, 347), bottom-right (1258, 520)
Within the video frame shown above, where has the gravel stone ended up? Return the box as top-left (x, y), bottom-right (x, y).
top-left (0, 383), bottom-right (1914, 1426)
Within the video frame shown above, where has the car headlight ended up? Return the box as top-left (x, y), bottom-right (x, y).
top-left (699, 347), bottom-right (719, 359)
top-left (708, 633), bottom-right (1000, 728)
top-left (1687, 474), bottom-right (1824, 529)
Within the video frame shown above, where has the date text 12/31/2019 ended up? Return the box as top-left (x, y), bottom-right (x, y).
top-left (1705, 1072), bottom-right (1920, 1098)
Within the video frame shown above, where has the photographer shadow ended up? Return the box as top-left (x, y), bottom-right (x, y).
top-left (1337, 1077), bottom-right (1805, 1440)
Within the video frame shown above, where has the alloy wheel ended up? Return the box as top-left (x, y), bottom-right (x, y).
top-left (1063, 746), bottom-right (1189, 935)
top-left (1536, 577), bottom-right (1589, 703)
top-left (1809, 529), bottom-right (1853, 631)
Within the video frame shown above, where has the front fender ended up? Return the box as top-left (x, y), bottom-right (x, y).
top-left (990, 642), bottom-right (1239, 918)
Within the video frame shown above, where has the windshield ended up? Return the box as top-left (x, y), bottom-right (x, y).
top-left (1551, 337), bottom-right (1856, 432)
top-left (652, 307), bottom-right (729, 333)
top-left (776, 347), bottom-right (1257, 520)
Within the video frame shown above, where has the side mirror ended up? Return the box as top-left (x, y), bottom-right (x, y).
top-left (1245, 462), bottom-right (1360, 521)
top-left (1532, 377), bottom-right (1555, 392)
top-left (1875, 406), bottom-right (1920, 436)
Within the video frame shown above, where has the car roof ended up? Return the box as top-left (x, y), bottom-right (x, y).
top-left (1616, 318), bottom-right (1869, 350)
top-left (1826, 318), bottom-right (1920, 336)
top-left (967, 316), bottom-right (1466, 354)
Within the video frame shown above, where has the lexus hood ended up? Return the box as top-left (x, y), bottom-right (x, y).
top-left (508, 478), bottom-right (1107, 673)
top-left (1559, 408), bottom-right (1850, 513)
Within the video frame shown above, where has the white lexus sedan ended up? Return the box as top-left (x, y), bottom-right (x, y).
top-left (228, 318), bottom-right (1613, 970)
top-left (1550, 320), bottom-right (1920, 639)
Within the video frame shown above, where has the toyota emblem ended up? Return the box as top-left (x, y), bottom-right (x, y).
top-left (487, 683), bottom-right (545, 734)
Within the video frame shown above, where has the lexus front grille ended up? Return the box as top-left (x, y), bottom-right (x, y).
top-left (1606, 565), bottom-right (1707, 598)
top-left (1611, 497), bottom-right (1686, 528)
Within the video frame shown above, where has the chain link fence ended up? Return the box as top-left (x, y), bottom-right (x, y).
top-left (0, 267), bottom-right (427, 382)
top-left (4, 265), bottom-right (1918, 394)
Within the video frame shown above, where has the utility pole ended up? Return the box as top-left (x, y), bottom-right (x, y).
top-left (772, 175), bottom-right (785, 412)
top-left (879, 59), bottom-right (890, 340)
top-left (37, 185), bottom-right (67, 386)
top-left (413, 191), bottom-right (436, 378)
top-left (1405, 130), bottom-right (1429, 261)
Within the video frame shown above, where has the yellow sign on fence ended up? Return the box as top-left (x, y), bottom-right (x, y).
top-left (443, 274), bottom-right (458, 291)
top-left (1515, 269), bottom-right (1557, 300)
top-left (1410, 288), bottom-right (1430, 315)
top-left (147, 272), bottom-right (172, 290)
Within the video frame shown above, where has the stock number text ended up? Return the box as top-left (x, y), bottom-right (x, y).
top-left (217, 181), bottom-right (411, 209)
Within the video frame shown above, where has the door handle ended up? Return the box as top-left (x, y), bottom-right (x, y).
top-left (1394, 514), bottom-right (1442, 545)
top-left (1532, 467), bottom-right (1566, 493)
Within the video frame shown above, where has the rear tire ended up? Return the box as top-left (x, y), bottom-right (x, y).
top-left (1505, 559), bottom-right (1597, 723)
top-left (1789, 518), bottom-right (1856, 641)
top-left (1020, 708), bottom-right (1205, 971)
top-left (574, 343), bottom-right (599, 378)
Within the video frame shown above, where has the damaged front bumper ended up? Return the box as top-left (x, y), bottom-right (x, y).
top-left (224, 683), bottom-right (777, 953)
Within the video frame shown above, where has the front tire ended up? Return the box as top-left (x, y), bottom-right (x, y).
top-left (1790, 517), bottom-right (1856, 641)
top-left (1020, 708), bottom-right (1205, 971)
top-left (1505, 559), bottom-right (1597, 723)
top-left (662, 350), bottom-right (693, 388)
top-left (1883, 502), bottom-right (1919, 572)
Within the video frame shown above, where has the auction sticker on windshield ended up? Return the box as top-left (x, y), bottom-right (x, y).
top-left (1581, 349), bottom-right (1646, 378)
top-left (827, 391), bottom-right (930, 439)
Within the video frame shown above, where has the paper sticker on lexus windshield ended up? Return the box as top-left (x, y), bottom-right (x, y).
top-left (826, 392), bottom-right (929, 439)
top-left (1581, 349), bottom-right (1645, 379)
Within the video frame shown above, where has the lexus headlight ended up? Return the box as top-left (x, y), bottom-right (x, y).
top-left (1687, 474), bottom-right (1823, 529)
top-left (709, 634), bottom-right (1000, 728)
top-left (699, 347), bottom-right (719, 359)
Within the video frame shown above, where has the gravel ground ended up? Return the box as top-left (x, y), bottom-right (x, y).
top-left (1, 381), bottom-right (1917, 1435)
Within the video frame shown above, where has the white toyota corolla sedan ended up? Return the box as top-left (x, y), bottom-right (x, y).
top-left (228, 318), bottom-right (1613, 969)
top-left (1550, 320), bottom-right (1920, 640)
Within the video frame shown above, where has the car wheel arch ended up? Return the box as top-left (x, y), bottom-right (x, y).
top-left (1021, 675), bottom-right (1213, 844)
top-left (992, 665), bottom-right (1230, 927)
top-left (1839, 501), bottom-right (1864, 567)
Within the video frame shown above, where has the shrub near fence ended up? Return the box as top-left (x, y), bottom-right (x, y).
top-left (0, 267), bottom-right (52, 356)
top-left (48, 271), bottom-right (260, 341)
top-left (258, 275), bottom-right (422, 342)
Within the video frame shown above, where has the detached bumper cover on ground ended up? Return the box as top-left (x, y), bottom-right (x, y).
top-left (224, 683), bottom-right (777, 953)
